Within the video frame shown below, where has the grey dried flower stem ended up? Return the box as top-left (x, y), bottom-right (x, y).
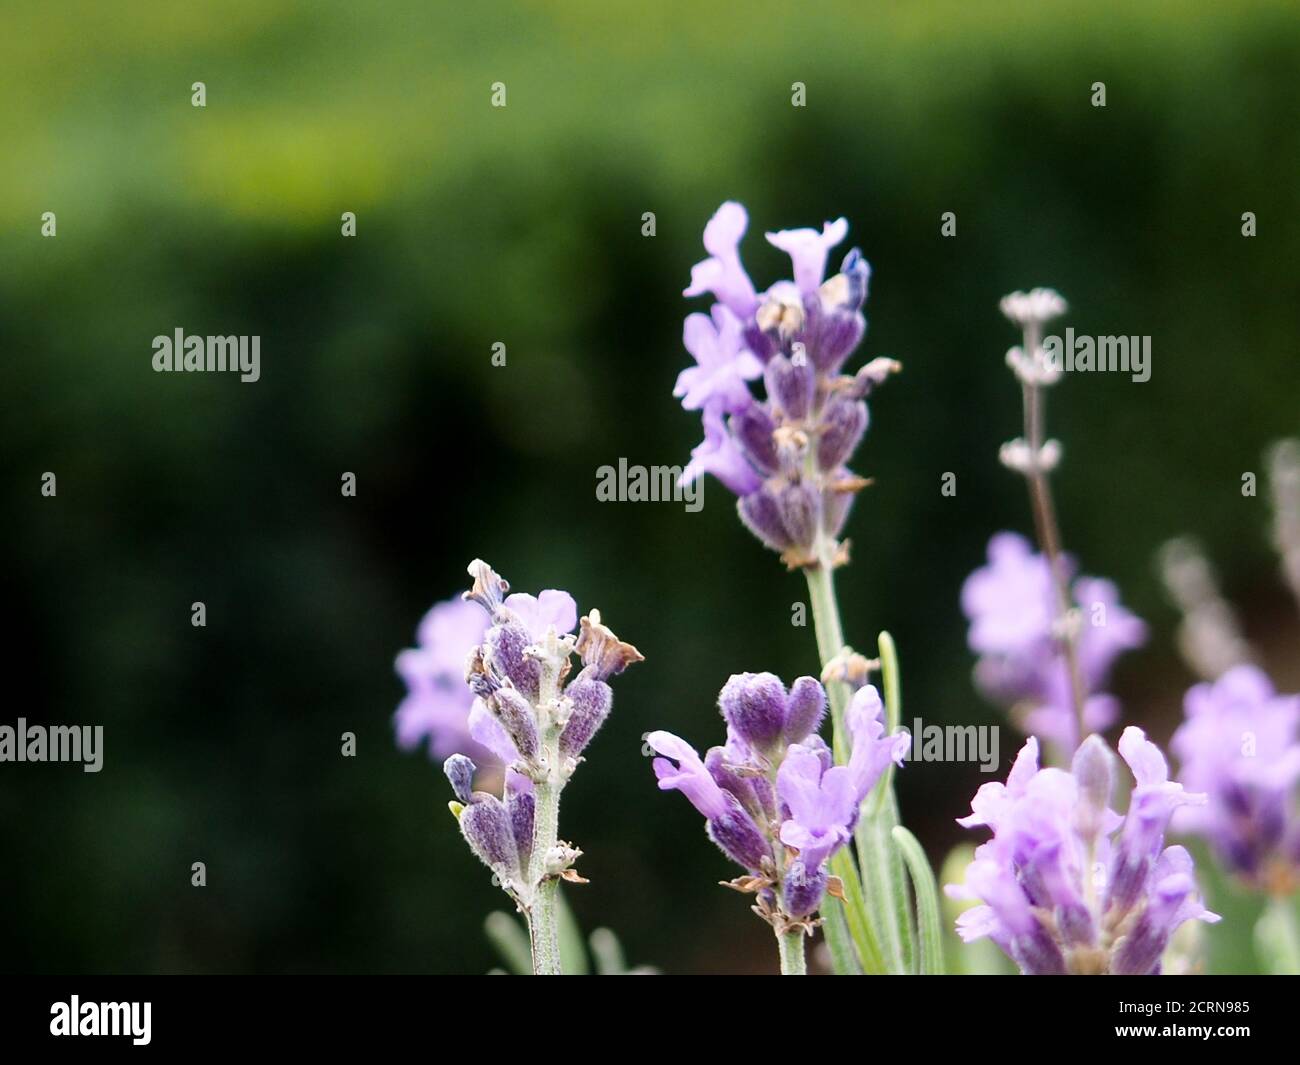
top-left (1001, 290), bottom-right (1087, 746)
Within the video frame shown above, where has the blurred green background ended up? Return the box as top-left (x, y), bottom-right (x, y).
top-left (3, 0), bottom-right (1298, 974)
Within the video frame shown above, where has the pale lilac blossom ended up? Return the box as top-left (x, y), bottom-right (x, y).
top-left (961, 531), bottom-right (1146, 754)
top-left (949, 730), bottom-right (1218, 974)
top-left (1172, 665), bottom-right (1300, 889)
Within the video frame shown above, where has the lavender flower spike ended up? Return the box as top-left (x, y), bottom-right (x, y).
top-left (648, 674), bottom-right (907, 973)
top-left (1171, 665), bottom-right (1300, 893)
top-left (438, 560), bottom-right (641, 975)
top-left (948, 730), bottom-right (1219, 974)
top-left (676, 202), bottom-right (899, 569)
top-left (961, 531), bottom-right (1146, 756)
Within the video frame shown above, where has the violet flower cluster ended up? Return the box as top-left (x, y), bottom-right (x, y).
top-left (647, 675), bottom-right (908, 932)
top-left (962, 531), bottom-right (1147, 755)
top-left (1171, 665), bottom-right (1300, 894)
top-left (949, 729), bottom-right (1219, 974)
top-left (436, 560), bottom-right (641, 973)
top-left (676, 202), bottom-right (898, 568)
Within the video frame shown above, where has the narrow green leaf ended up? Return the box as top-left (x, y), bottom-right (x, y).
top-left (819, 894), bottom-right (862, 975)
top-left (854, 630), bottom-right (916, 974)
top-left (588, 927), bottom-right (627, 975)
top-left (892, 826), bottom-right (945, 975)
top-left (484, 911), bottom-right (532, 975)
top-left (830, 850), bottom-right (884, 973)
top-left (556, 889), bottom-right (590, 975)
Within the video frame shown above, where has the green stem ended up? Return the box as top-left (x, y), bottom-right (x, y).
top-left (804, 563), bottom-right (850, 761)
top-left (527, 881), bottom-right (561, 975)
top-left (526, 776), bottom-right (563, 975)
top-left (777, 929), bottom-right (807, 975)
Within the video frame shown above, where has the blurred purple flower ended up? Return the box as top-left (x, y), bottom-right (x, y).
top-left (394, 596), bottom-right (490, 760)
top-left (948, 729), bottom-right (1218, 974)
top-left (1171, 664), bottom-right (1300, 890)
top-left (674, 304), bottom-right (763, 414)
top-left (961, 531), bottom-right (1147, 754)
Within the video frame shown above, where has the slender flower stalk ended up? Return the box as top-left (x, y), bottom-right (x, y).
top-left (777, 928), bottom-right (807, 975)
top-left (1157, 537), bottom-right (1255, 681)
top-left (441, 560), bottom-right (642, 974)
top-left (998, 289), bottom-right (1088, 745)
top-left (804, 560), bottom-right (851, 756)
top-left (1267, 438), bottom-right (1300, 615)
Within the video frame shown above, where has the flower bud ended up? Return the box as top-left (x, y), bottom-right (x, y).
top-left (764, 354), bottom-right (814, 420)
top-left (738, 486), bottom-right (793, 552)
top-left (730, 404), bottom-right (779, 475)
top-left (706, 800), bottom-right (770, 871)
top-left (505, 770), bottom-right (535, 872)
top-left (485, 620), bottom-right (541, 700)
top-left (817, 397), bottom-right (868, 471)
top-left (1072, 734), bottom-right (1115, 843)
top-left (783, 859), bottom-right (827, 917)
top-left (705, 746), bottom-right (763, 818)
top-left (560, 672), bottom-right (613, 758)
top-left (443, 754), bottom-right (476, 805)
top-left (810, 309), bottom-right (864, 374)
top-left (783, 677), bottom-right (827, 744)
top-left (777, 482), bottom-right (820, 553)
top-left (719, 672), bottom-right (788, 753)
top-left (490, 684), bottom-right (540, 762)
top-left (460, 795), bottom-right (520, 881)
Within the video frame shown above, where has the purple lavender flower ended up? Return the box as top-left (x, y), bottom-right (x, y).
top-left (648, 678), bottom-right (907, 924)
top-left (1171, 665), bottom-right (1300, 892)
top-left (674, 304), bottom-right (763, 414)
top-left (394, 596), bottom-right (491, 760)
top-left (682, 401), bottom-right (763, 497)
top-left (961, 531), bottom-right (1147, 754)
top-left (948, 729), bottom-right (1219, 974)
top-left (676, 201), bottom-right (899, 568)
top-left (441, 562), bottom-right (642, 968)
